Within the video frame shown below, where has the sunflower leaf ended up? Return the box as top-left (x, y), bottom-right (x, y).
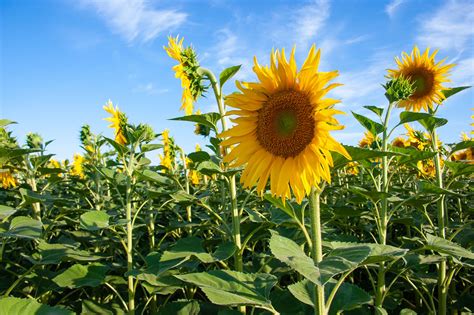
top-left (352, 112), bottom-right (385, 135)
top-left (219, 65), bottom-right (241, 87)
top-left (363, 105), bottom-right (384, 117)
top-left (441, 86), bottom-right (471, 99)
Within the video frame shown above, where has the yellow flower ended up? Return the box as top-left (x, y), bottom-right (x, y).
top-left (195, 143), bottom-right (201, 151)
top-left (220, 46), bottom-right (350, 203)
top-left (388, 46), bottom-right (455, 112)
top-left (404, 124), bottom-right (429, 150)
top-left (103, 100), bottom-right (127, 145)
top-left (359, 131), bottom-right (378, 148)
top-left (346, 162), bottom-right (359, 176)
top-left (0, 169), bottom-right (16, 189)
top-left (70, 154), bottom-right (85, 179)
top-left (48, 159), bottom-right (61, 168)
top-left (160, 129), bottom-right (173, 169)
top-left (391, 136), bottom-right (408, 148)
top-left (417, 158), bottom-right (443, 178)
top-left (460, 132), bottom-right (471, 141)
top-left (164, 36), bottom-right (202, 116)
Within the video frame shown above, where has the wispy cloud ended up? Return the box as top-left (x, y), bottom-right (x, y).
top-left (133, 83), bottom-right (168, 95)
top-left (78, 0), bottom-right (187, 43)
top-left (385, 0), bottom-right (406, 18)
top-left (294, 0), bottom-right (330, 50)
top-left (416, 0), bottom-right (474, 52)
top-left (450, 57), bottom-right (474, 86)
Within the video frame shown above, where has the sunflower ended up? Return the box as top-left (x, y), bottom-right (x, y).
top-left (103, 100), bottom-right (127, 145)
top-left (164, 36), bottom-right (205, 116)
top-left (391, 136), bottom-right (408, 148)
top-left (404, 124), bottom-right (429, 150)
top-left (159, 129), bottom-right (174, 169)
top-left (388, 46), bottom-right (455, 112)
top-left (0, 169), bottom-right (16, 189)
top-left (345, 162), bottom-right (359, 176)
top-left (220, 46), bottom-right (350, 203)
top-left (70, 154), bottom-right (85, 179)
top-left (359, 131), bottom-right (379, 148)
top-left (417, 158), bottom-right (443, 178)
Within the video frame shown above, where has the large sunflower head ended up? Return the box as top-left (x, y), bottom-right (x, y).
top-left (388, 46), bottom-right (455, 112)
top-left (103, 100), bottom-right (128, 145)
top-left (164, 36), bottom-right (205, 115)
top-left (220, 46), bottom-right (350, 203)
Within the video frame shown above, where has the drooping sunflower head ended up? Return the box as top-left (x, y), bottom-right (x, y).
top-left (388, 46), bottom-right (455, 112)
top-left (391, 136), bottom-right (408, 148)
top-left (164, 36), bottom-right (206, 115)
top-left (220, 46), bottom-right (350, 203)
top-left (404, 123), bottom-right (429, 150)
top-left (103, 100), bottom-right (128, 145)
top-left (417, 158), bottom-right (443, 178)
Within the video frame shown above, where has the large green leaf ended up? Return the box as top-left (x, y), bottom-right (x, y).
top-left (81, 300), bottom-right (125, 315)
top-left (0, 148), bottom-right (39, 164)
top-left (352, 112), bottom-right (384, 135)
top-left (1, 216), bottom-right (42, 239)
top-left (0, 119), bottom-right (17, 127)
top-left (0, 205), bottom-right (16, 221)
top-left (319, 246), bottom-right (371, 284)
top-left (269, 234), bottom-right (321, 285)
top-left (264, 194), bottom-right (296, 220)
top-left (80, 211), bottom-right (110, 231)
top-left (219, 65), bottom-right (241, 87)
top-left (138, 169), bottom-right (173, 185)
top-left (444, 161), bottom-right (474, 178)
top-left (424, 234), bottom-right (474, 259)
top-left (196, 161), bottom-right (222, 176)
top-left (160, 237), bottom-right (235, 264)
top-left (326, 281), bottom-right (372, 314)
top-left (176, 270), bottom-right (277, 308)
top-left (398, 112), bottom-right (447, 132)
top-left (0, 297), bottom-right (73, 315)
top-left (333, 146), bottom-right (402, 168)
top-left (53, 263), bottom-right (109, 289)
top-left (36, 241), bottom-right (104, 264)
top-left (157, 300), bottom-right (200, 315)
top-left (363, 105), bottom-right (384, 117)
top-left (325, 242), bottom-right (407, 264)
top-left (392, 147), bottom-right (436, 165)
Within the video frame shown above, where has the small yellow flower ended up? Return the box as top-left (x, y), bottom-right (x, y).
top-left (0, 169), bottom-right (16, 189)
top-left (103, 100), bottom-right (127, 145)
top-left (160, 129), bottom-right (174, 169)
top-left (189, 170), bottom-right (200, 185)
top-left (388, 46), bottom-right (455, 112)
top-left (70, 154), bottom-right (85, 179)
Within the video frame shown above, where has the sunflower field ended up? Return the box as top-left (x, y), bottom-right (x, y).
top-left (0, 37), bottom-right (473, 315)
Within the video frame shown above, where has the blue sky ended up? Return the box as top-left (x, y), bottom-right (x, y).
top-left (1, 0), bottom-right (473, 160)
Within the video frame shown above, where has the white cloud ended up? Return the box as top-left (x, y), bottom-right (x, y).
top-left (416, 0), bottom-right (474, 52)
top-left (133, 83), bottom-right (168, 95)
top-left (294, 0), bottom-right (331, 50)
top-left (385, 0), bottom-right (406, 18)
top-left (450, 57), bottom-right (474, 86)
top-left (78, 0), bottom-right (187, 42)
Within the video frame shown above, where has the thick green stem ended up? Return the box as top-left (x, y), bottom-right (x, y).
top-left (432, 128), bottom-right (447, 315)
top-left (309, 187), bottom-right (325, 315)
top-left (199, 67), bottom-right (244, 312)
top-left (375, 102), bottom-right (394, 307)
top-left (126, 178), bottom-right (135, 314)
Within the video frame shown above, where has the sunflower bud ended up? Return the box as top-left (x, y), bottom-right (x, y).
top-left (383, 76), bottom-right (415, 103)
top-left (80, 125), bottom-right (92, 147)
top-left (26, 132), bottom-right (43, 149)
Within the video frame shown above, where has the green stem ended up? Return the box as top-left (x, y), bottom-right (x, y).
top-left (126, 176), bottom-right (135, 314)
top-left (375, 102), bottom-right (394, 307)
top-left (432, 128), bottom-right (447, 315)
top-left (309, 187), bottom-right (325, 315)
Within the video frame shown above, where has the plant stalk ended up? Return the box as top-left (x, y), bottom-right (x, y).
top-left (309, 187), bottom-right (325, 315)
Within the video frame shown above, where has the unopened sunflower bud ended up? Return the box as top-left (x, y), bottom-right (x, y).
top-left (26, 132), bottom-right (43, 149)
top-left (80, 125), bottom-right (92, 147)
top-left (383, 76), bottom-right (415, 103)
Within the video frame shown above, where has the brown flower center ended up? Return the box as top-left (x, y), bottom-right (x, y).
top-left (256, 90), bottom-right (315, 158)
top-left (406, 68), bottom-right (434, 98)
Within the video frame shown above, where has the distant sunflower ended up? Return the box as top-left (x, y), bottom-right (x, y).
top-left (164, 36), bottom-right (205, 115)
top-left (0, 169), bottom-right (16, 189)
top-left (404, 124), bottom-right (429, 150)
top-left (103, 100), bottom-right (127, 145)
top-left (391, 136), bottom-right (407, 148)
top-left (159, 129), bottom-right (174, 169)
top-left (359, 131), bottom-right (378, 148)
top-left (70, 154), bottom-right (85, 179)
top-left (417, 158), bottom-right (443, 178)
top-left (220, 46), bottom-right (350, 203)
top-left (388, 46), bottom-right (455, 112)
